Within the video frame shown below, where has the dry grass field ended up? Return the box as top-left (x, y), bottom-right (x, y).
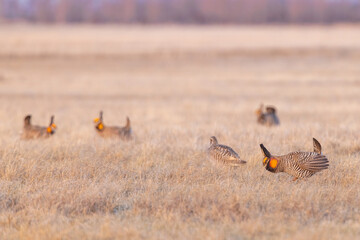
top-left (0, 25), bottom-right (360, 239)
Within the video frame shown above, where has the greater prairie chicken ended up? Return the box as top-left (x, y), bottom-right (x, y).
top-left (207, 136), bottom-right (246, 166)
top-left (21, 115), bottom-right (56, 139)
top-left (256, 104), bottom-right (280, 126)
top-left (260, 138), bottom-right (329, 180)
top-left (94, 111), bottom-right (132, 140)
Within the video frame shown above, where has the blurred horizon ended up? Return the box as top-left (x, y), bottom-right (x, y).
top-left (1, 0), bottom-right (360, 24)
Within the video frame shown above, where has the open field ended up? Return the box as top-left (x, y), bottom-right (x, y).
top-left (0, 25), bottom-right (360, 239)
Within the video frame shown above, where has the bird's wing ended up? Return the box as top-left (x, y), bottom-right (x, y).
top-left (216, 145), bottom-right (240, 158)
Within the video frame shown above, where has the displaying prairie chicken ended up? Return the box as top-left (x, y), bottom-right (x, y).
top-left (93, 111), bottom-right (132, 140)
top-left (207, 136), bottom-right (246, 166)
top-left (256, 104), bottom-right (280, 126)
top-left (21, 115), bottom-right (56, 139)
top-left (260, 138), bottom-right (329, 180)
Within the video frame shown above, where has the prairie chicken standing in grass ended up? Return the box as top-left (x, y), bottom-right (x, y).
top-left (94, 111), bottom-right (132, 140)
top-left (256, 104), bottom-right (280, 127)
top-left (21, 115), bottom-right (56, 139)
top-left (207, 136), bottom-right (246, 166)
top-left (260, 138), bottom-right (329, 180)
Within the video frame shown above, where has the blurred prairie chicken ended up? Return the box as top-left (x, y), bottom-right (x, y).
top-left (207, 136), bottom-right (246, 166)
top-left (21, 115), bottom-right (56, 139)
top-left (256, 104), bottom-right (280, 126)
top-left (260, 138), bottom-right (329, 180)
top-left (93, 111), bottom-right (132, 140)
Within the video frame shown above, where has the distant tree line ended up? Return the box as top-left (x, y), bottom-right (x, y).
top-left (0, 0), bottom-right (360, 24)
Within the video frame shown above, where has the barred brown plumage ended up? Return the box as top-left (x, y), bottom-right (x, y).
top-left (260, 138), bottom-right (329, 180)
top-left (313, 137), bottom-right (322, 154)
top-left (256, 104), bottom-right (280, 127)
top-left (21, 115), bottom-right (56, 139)
top-left (94, 111), bottom-right (132, 140)
top-left (207, 136), bottom-right (246, 166)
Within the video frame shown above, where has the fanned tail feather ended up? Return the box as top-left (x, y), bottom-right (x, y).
top-left (303, 155), bottom-right (329, 172)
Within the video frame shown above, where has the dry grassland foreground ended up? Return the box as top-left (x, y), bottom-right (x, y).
top-left (0, 25), bottom-right (360, 240)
